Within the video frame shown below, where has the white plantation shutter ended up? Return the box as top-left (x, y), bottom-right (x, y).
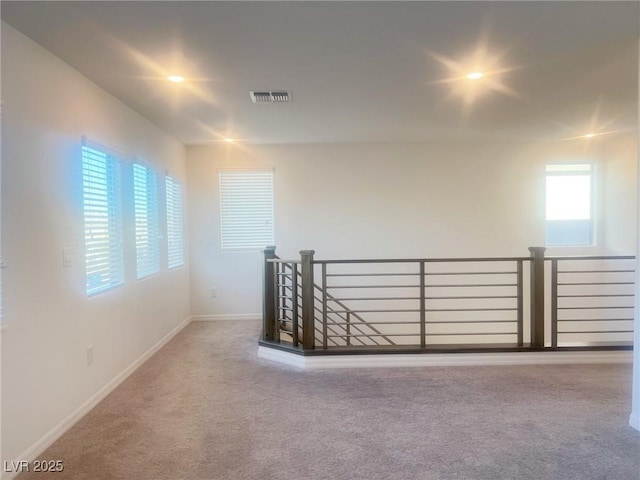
top-left (134, 163), bottom-right (160, 279)
top-left (166, 175), bottom-right (184, 268)
top-left (82, 144), bottom-right (124, 296)
top-left (219, 170), bottom-right (274, 250)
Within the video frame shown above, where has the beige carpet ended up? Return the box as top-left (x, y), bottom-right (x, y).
top-left (19, 320), bottom-right (640, 480)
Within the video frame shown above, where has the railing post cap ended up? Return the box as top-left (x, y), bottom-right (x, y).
top-left (264, 246), bottom-right (276, 254)
top-left (299, 250), bottom-right (316, 256)
top-left (528, 246), bottom-right (546, 254)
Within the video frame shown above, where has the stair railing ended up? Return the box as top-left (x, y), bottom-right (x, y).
top-left (266, 249), bottom-right (390, 349)
top-left (262, 247), bottom-right (635, 353)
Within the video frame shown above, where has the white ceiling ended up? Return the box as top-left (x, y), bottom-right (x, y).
top-left (2, 1), bottom-right (638, 145)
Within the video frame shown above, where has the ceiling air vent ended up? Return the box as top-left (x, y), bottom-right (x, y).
top-left (250, 91), bottom-right (291, 103)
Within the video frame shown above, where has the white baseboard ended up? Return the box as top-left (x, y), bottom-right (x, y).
top-left (2, 315), bottom-right (192, 480)
top-left (191, 313), bottom-right (261, 322)
top-left (258, 347), bottom-right (633, 370)
top-left (258, 346), bottom-right (306, 369)
top-left (630, 412), bottom-right (640, 432)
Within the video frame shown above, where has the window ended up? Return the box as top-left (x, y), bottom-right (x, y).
top-left (166, 175), bottom-right (184, 268)
top-left (546, 163), bottom-right (593, 246)
top-left (219, 170), bottom-right (274, 250)
top-left (82, 144), bottom-right (124, 295)
top-left (134, 163), bottom-right (160, 279)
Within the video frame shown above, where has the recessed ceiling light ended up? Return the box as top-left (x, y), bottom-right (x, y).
top-left (167, 75), bottom-right (185, 83)
top-left (466, 72), bottom-right (484, 80)
top-left (224, 138), bottom-right (234, 143)
top-left (584, 133), bottom-right (596, 138)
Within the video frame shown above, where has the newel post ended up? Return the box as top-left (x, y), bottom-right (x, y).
top-left (300, 250), bottom-right (316, 350)
top-left (263, 246), bottom-right (277, 342)
top-left (529, 246), bottom-right (546, 348)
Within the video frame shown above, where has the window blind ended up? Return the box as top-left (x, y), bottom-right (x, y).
top-left (219, 170), bottom-right (274, 250)
top-left (166, 175), bottom-right (184, 268)
top-left (82, 145), bottom-right (124, 295)
top-left (134, 163), bottom-right (160, 279)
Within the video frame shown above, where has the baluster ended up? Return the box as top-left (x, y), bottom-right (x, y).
top-left (551, 259), bottom-right (558, 349)
top-left (529, 247), bottom-right (546, 348)
top-left (420, 261), bottom-right (426, 349)
top-left (262, 246), bottom-right (276, 342)
top-left (517, 259), bottom-right (524, 347)
top-left (300, 250), bottom-right (316, 350)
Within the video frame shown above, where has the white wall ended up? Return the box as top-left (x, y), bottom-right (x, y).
top-left (1, 24), bottom-right (191, 465)
top-left (602, 134), bottom-right (638, 254)
top-left (187, 137), bottom-right (637, 317)
top-left (630, 37), bottom-right (640, 432)
top-left (632, 130), bottom-right (640, 429)
top-left (0, 19), bottom-right (4, 466)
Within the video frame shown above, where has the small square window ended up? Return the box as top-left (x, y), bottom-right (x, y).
top-left (546, 163), bottom-right (592, 246)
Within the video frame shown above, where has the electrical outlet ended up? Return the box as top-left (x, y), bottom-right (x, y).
top-left (210, 288), bottom-right (217, 298)
top-left (87, 345), bottom-right (93, 366)
top-left (63, 248), bottom-right (74, 268)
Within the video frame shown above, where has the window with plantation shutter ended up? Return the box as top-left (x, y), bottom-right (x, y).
top-left (166, 175), bottom-right (184, 268)
top-left (219, 170), bottom-right (274, 250)
top-left (82, 144), bottom-right (124, 296)
top-left (134, 163), bottom-right (160, 279)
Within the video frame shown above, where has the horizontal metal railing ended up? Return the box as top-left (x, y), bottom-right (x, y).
top-left (268, 255), bottom-right (394, 349)
top-left (317, 257), bottom-right (528, 349)
top-left (550, 256), bottom-right (635, 348)
top-left (261, 247), bottom-right (635, 355)
top-left (271, 259), bottom-right (300, 346)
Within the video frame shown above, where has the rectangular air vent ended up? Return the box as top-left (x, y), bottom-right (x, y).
top-left (250, 91), bottom-right (291, 103)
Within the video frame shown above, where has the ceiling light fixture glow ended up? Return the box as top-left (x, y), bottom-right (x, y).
top-left (167, 75), bottom-right (185, 83)
top-left (466, 72), bottom-right (484, 80)
top-left (224, 138), bottom-right (234, 143)
top-left (584, 133), bottom-right (596, 138)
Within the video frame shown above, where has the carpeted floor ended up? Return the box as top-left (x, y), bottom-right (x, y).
top-left (18, 320), bottom-right (640, 480)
